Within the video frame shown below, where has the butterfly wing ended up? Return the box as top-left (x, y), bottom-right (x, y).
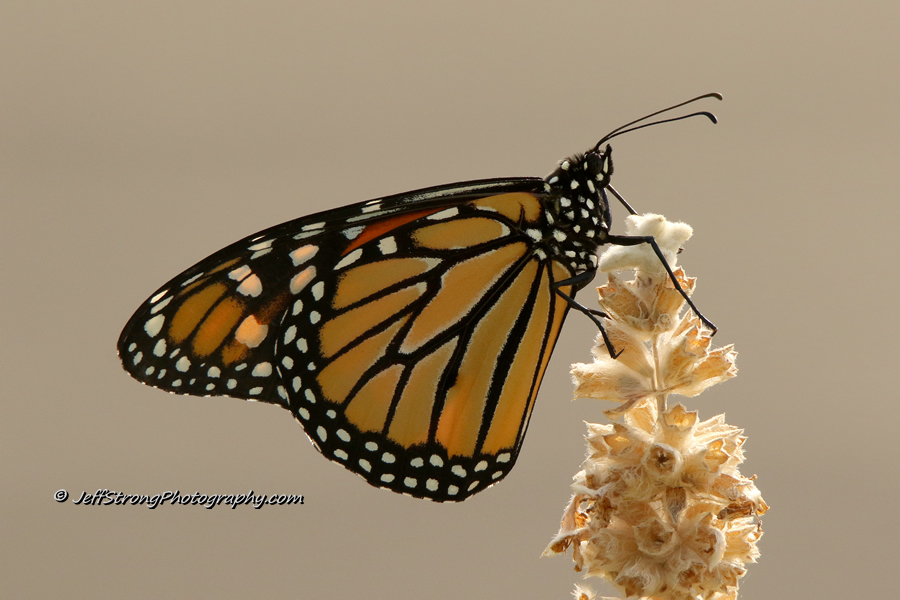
top-left (119, 178), bottom-right (579, 501)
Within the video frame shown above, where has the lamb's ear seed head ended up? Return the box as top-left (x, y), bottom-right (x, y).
top-left (548, 215), bottom-right (763, 600)
top-left (544, 400), bottom-right (766, 600)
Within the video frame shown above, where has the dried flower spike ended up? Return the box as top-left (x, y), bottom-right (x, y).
top-left (545, 214), bottom-right (765, 600)
top-left (572, 214), bottom-right (736, 418)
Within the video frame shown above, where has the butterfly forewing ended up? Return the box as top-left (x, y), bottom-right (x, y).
top-left (117, 235), bottom-right (301, 403)
top-left (118, 179), bottom-right (577, 500)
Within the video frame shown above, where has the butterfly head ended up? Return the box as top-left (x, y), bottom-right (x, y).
top-left (542, 144), bottom-right (614, 255)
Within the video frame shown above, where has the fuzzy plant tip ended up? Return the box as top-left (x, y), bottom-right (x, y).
top-left (547, 214), bottom-right (766, 600)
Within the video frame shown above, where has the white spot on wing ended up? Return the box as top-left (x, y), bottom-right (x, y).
top-left (290, 245), bottom-right (319, 266)
top-left (428, 207), bottom-right (458, 221)
top-left (248, 240), bottom-right (272, 251)
top-left (379, 236), bottom-right (397, 255)
top-left (252, 362), bottom-right (272, 377)
top-left (236, 274), bottom-right (263, 297)
top-left (144, 315), bottom-right (165, 337)
top-left (290, 266), bottom-right (317, 294)
top-left (228, 265), bottom-right (252, 281)
top-left (150, 296), bottom-right (171, 314)
top-left (343, 226), bottom-right (365, 240)
top-left (335, 249), bottom-right (362, 270)
top-left (234, 316), bottom-right (268, 348)
top-left (181, 273), bottom-right (203, 287)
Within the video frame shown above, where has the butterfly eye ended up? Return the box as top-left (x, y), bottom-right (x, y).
top-left (587, 151), bottom-right (605, 175)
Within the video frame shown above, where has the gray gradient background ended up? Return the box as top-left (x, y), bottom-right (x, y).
top-left (3, 2), bottom-right (897, 598)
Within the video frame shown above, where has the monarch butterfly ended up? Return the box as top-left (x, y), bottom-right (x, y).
top-left (118, 93), bottom-right (721, 501)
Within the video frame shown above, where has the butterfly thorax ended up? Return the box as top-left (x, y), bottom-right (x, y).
top-left (538, 146), bottom-right (614, 274)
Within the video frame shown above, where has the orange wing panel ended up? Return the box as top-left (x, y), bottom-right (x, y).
top-left (401, 242), bottom-right (528, 354)
top-left (435, 260), bottom-right (539, 457)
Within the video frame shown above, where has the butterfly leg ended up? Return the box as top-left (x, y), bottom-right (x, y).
top-left (604, 234), bottom-right (717, 334)
top-left (553, 273), bottom-right (621, 358)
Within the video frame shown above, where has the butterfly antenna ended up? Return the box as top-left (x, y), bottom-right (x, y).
top-left (595, 92), bottom-right (722, 150)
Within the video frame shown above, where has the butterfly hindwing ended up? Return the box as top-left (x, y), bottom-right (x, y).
top-left (281, 202), bottom-right (576, 500)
